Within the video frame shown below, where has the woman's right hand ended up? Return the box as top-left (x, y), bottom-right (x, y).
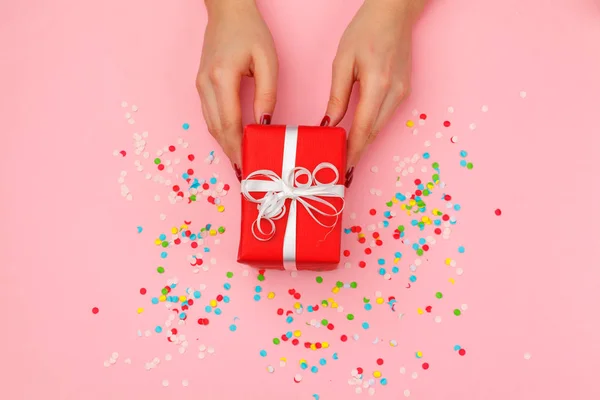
top-left (197, 0), bottom-right (278, 179)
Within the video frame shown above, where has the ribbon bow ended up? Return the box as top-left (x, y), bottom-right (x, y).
top-left (241, 162), bottom-right (345, 242)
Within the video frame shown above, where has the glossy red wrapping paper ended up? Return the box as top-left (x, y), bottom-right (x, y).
top-left (237, 125), bottom-right (347, 270)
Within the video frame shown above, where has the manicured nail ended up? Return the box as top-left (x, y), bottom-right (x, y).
top-left (233, 163), bottom-right (242, 182)
top-left (320, 115), bottom-right (331, 127)
top-left (260, 114), bottom-right (272, 125)
top-left (345, 166), bottom-right (354, 188)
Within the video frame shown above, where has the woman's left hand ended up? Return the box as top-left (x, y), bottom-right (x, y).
top-left (321, 0), bottom-right (426, 185)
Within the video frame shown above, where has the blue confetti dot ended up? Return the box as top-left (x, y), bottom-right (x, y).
top-left (378, 268), bottom-right (386, 276)
top-left (344, 228), bottom-right (351, 234)
top-left (190, 234), bottom-right (197, 240)
top-left (259, 349), bottom-right (267, 357)
top-left (409, 275), bottom-right (417, 282)
top-left (319, 358), bottom-right (327, 366)
top-left (307, 305), bottom-right (314, 312)
top-left (395, 193), bottom-right (406, 201)
top-left (454, 204), bottom-right (461, 211)
top-left (311, 366), bottom-right (318, 373)
top-left (286, 316), bottom-right (293, 323)
top-left (210, 177), bottom-right (217, 184)
top-left (286, 331), bottom-right (293, 338)
top-left (361, 322), bottom-right (370, 329)
top-left (417, 184), bottom-right (424, 190)
top-left (394, 252), bottom-right (402, 258)
top-left (423, 152), bottom-right (430, 159)
top-left (214, 308), bottom-right (222, 315)
top-left (160, 251), bottom-right (168, 259)
top-left (151, 297), bottom-right (159, 304)
top-left (377, 258), bottom-right (385, 265)
top-left (223, 296), bottom-right (230, 303)
top-left (412, 243), bottom-right (419, 250)
top-left (313, 395), bottom-right (320, 400)
top-left (380, 378), bottom-right (388, 385)
top-left (182, 173), bottom-right (189, 179)
top-left (365, 303), bottom-right (372, 311)
top-left (454, 345), bottom-right (461, 351)
top-left (179, 312), bottom-right (186, 319)
top-left (460, 160), bottom-right (467, 167)
top-left (300, 362), bottom-right (308, 370)
top-left (253, 294), bottom-right (261, 301)
top-left (229, 324), bottom-right (237, 332)
top-left (155, 326), bottom-right (162, 333)
top-left (159, 234), bottom-right (166, 240)
top-left (419, 238), bottom-right (426, 245)
top-left (392, 266), bottom-right (399, 273)
top-left (205, 306), bottom-right (212, 313)
top-left (224, 283), bottom-right (231, 290)
top-left (382, 220), bottom-right (389, 228)
top-left (384, 211), bottom-right (391, 218)
top-left (255, 286), bottom-right (262, 293)
top-left (182, 123), bottom-right (190, 130)
top-left (137, 226), bottom-right (143, 233)
top-left (332, 352), bottom-right (338, 360)
top-left (193, 291), bottom-right (201, 299)
top-left (206, 224), bottom-right (212, 230)
top-left (458, 246), bottom-right (465, 253)
top-left (460, 150), bottom-right (468, 157)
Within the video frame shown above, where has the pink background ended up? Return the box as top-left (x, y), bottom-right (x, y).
top-left (2, 0), bottom-right (600, 399)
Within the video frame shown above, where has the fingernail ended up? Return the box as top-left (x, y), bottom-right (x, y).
top-left (345, 166), bottom-right (354, 188)
top-left (233, 163), bottom-right (242, 182)
top-left (260, 114), bottom-right (272, 125)
top-left (320, 115), bottom-right (331, 127)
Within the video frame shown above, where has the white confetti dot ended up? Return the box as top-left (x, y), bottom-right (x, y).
top-left (435, 131), bottom-right (443, 139)
top-left (103, 361), bottom-right (110, 367)
top-left (154, 195), bottom-right (160, 201)
top-left (450, 136), bottom-right (459, 143)
top-left (355, 387), bottom-right (362, 394)
top-left (434, 316), bottom-right (442, 323)
top-left (370, 166), bottom-right (378, 173)
top-left (524, 352), bottom-right (532, 360)
top-left (128, 118), bottom-right (135, 124)
top-left (400, 367), bottom-right (406, 374)
top-left (448, 106), bottom-right (454, 113)
top-left (159, 214), bottom-right (167, 221)
top-left (461, 304), bottom-right (468, 311)
top-left (424, 140), bottom-right (431, 147)
top-left (294, 373), bottom-right (303, 382)
top-left (368, 387), bottom-right (375, 395)
top-left (469, 123), bottom-right (477, 130)
top-left (121, 101), bottom-right (128, 108)
top-left (162, 380), bottom-right (169, 387)
top-left (456, 268), bottom-right (464, 276)
top-left (520, 91), bottom-right (527, 99)
top-left (124, 358), bottom-right (131, 364)
top-left (207, 346), bottom-right (215, 354)
top-left (411, 372), bottom-right (418, 379)
top-left (404, 389), bottom-right (411, 397)
top-left (198, 352), bottom-right (205, 359)
top-left (182, 379), bottom-right (189, 387)
top-left (481, 105), bottom-right (489, 112)
top-left (267, 366), bottom-right (274, 373)
top-left (132, 105), bottom-right (138, 112)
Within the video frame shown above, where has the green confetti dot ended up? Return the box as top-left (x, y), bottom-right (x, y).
top-left (190, 194), bottom-right (197, 202)
top-left (432, 162), bottom-right (439, 169)
top-left (467, 162), bottom-right (474, 170)
top-left (257, 274), bottom-right (265, 282)
top-left (321, 300), bottom-right (329, 306)
top-left (273, 338), bottom-right (280, 345)
top-left (218, 226), bottom-right (226, 234)
top-left (432, 173), bottom-right (440, 182)
top-left (417, 249), bottom-right (424, 256)
top-left (157, 266), bottom-right (165, 274)
top-left (154, 158), bottom-right (161, 165)
top-left (226, 272), bottom-right (233, 278)
top-left (386, 201), bottom-right (393, 207)
top-left (347, 314), bottom-right (354, 321)
top-left (363, 297), bottom-right (370, 303)
top-left (398, 225), bottom-right (405, 232)
top-left (454, 309), bottom-right (461, 316)
top-left (436, 292), bottom-right (443, 299)
top-left (336, 281), bottom-right (343, 288)
top-left (161, 241), bottom-right (169, 248)
top-left (316, 276), bottom-right (323, 284)
top-left (321, 319), bottom-right (328, 326)
top-left (350, 282), bottom-right (357, 289)
top-left (161, 287), bottom-right (168, 295)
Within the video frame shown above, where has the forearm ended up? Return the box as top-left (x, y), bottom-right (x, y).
top-left (366, 0), bottom-right (427, 22)
top-left (204, 0), bottom-right (256, 17)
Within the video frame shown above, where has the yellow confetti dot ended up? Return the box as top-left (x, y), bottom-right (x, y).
top-left (445, 258), bottom-right (452, 266)
top-left (422, 216), bottom-right (430, 223)
top-left (392, 197), bottom-right (399, 203)
top-left (416, 351), bottom-right (423, 358)
top-left (179, 296), bottom-right (186, 302)
top-left (417, 308), bottom-right (424, 315)
top-left (171, 227), bottom-right (178, 234)
top-left (327, 297), bottom-right (334, 303)
top-left (449, 278), bottom-right (455, 284)
top-left (400, 204), bottom-right (407, 210)
top-left (137, 307), bottom-right (144, 314)
top-left (154, 239), bottom-right (162, 246)
top-left (373, 371), bottom-right (382, 378)
top-left (210, 299), bottom-right (218, 307)
top-left (217, 205), bottom-right (225, 212)
top-left (281, 357), bottom-right (287, 362)
top-left (209, 229), bottom-right (217, 236)
top-left (409, 199), bottom-right (416, 206)
top-left (406, 120), bottom-right (414, 127)
top-left (332, 287), bottom-right (340, 294)
top-left (293, 330), bottom-right (302, 337)
top-left (322, 342), bottom-right (330, 349)
top-left (310, 344), bottom-right (317, 350)
top-left (267, 292), bottom-right (275, 299)
top-left (159, 295), bottom-right (166, 302)
top-left (331, 302), bottom-right (338, 309)
top-left (299, 359), bottom-right (306, 365)
top-left (358, 233), bottom-right (365, 239)
top-left (376, 297), bottom-right (384, 305)
top-left (294, 302), bottom-right (301, 309)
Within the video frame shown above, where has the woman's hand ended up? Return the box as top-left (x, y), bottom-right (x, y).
top-left (321, 0), bottom-right (426, 186)
top-left (197, 0), bottom-right (278, 179)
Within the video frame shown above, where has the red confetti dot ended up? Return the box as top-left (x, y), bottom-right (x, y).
top-left (292, 339), bottom-right (299, 346)
top-left (459, 349), bottom-right (466, 356)
top-left (198, 319), bottom-right (204, 325)
top-left (140, 288), bottom-right (147, 295)
top-left (173, 185), bottom-right (180, 192)
top-left (422, 362), bottom-right (430, 370)
top-left (304, 342), bottom-right (311, 349)
top-left (444, 194), bottom-right (452, 201)
top-left (495, 209), bottom-right (502, 216)
top-left (92, 307), bottom-right (99, 314)
top-left (327, 323), bottom-right (334, 330)
top-left (393, 233), bottom-right (400, 240)
top-left (375, 240), bottom-right (383, 246)
top-left (216, 294), bottom-right (223, 302)
top-left (191, 242), bottom-right (198, 249)
top-left (223, 184), bottom-right (230, 191)
top-left (281, 335), bottom-right (289, 341)
top-left (169, 145), bottom-right (176, 152)
top-left (343, 250), bottom-right (350, 257)
top-left (372, 232), bottom-right (380, 239)
top-left (419, 113), bottom-right (427, 120)
top-left (187, 169), bottom-right (194, 175)
top-left (313, 305), bottom-right (319, 311)
top-left (158, 164), bottom-right (165, 171)
top-left (434, 228), bottom-right (442, 235)
top-left (195, 259), bottom-right (203, 266)
top-left (359, 261), bottom-right (366, 268)
top-left (277, 308), bottom-right (284, 315)
top-left (415, 190), bottom-right (422, 196)
top-left (315, 342), bottom-right (322, 349)
top-left (341, 335), bottom-right (348, 342)
top-left (293, 293), bottom-right (301, 300)
top-left (171, 328), bottom-right (178, 334)
top-left (425, 306), bottom-right (432, 313)
top-left (358, 237), bottom-right (366, 244)
top-left (376, 358), bottom-right (384, 365)
top-left (414, 179), bottom-right (421, 185)
top-left (357, 367), bottom-right (364, 375)
top-left (119, 150), bottom-right (126, 157)
top-left (422, 244), bottom-right (429, 251)
top-left (203, 318), bottom-right (209, 325)
top-left (443, 121), bottom-right (451, 127)
top-left (188, 154), bottom-right (195, 161)
top-left (187, 299), bottom-right (194, 306)
top-left (202, 183), bottom-right (209, 190)
top-left (288, 289), bottom-right (296, 295)
top-left (355, 226), bottom-right (362, 233)
top-left (442, 214), bottom-right (450, 221)
top-left (369, 209), bottom-right (376, 215)
top-left (364, 248), bottom-right (372, 255)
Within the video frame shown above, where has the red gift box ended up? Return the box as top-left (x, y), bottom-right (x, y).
top-left (238, 124), bottom-right (347, 271)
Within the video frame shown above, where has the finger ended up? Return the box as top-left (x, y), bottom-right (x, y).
top-left (346, 76), bottom-right (388, 168)
top-left (369, 82), bottom-right (409, 144)
top-left (322, 56), bottom-right (355, 126)
top-left (252, 50), bottom-right (278, 124)
top-left (210, 68), bottom-right (243, 166)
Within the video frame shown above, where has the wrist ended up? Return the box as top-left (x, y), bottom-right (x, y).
top-left (205, 0), bottom-right (256, 16)
top-left (367, 0), bottom-right (426, 22)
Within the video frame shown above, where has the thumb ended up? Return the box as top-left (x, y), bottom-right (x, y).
top-left (252, 52), bottom-right (278, 124)
top-left (321, 56), bottom-right (354, 126)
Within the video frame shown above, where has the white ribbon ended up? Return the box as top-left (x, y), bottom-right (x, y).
top-left (240, 126), bottom-right (345, 270)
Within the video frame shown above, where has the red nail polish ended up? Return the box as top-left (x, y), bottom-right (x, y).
top-left (260, 114), bottom-right (272, 125)
top-left (233, 163), bottom-right (242, 182)
top-left (345, 167), bottom-right (354, 188)
top-left (320, 115), bottom-right (331, 127)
